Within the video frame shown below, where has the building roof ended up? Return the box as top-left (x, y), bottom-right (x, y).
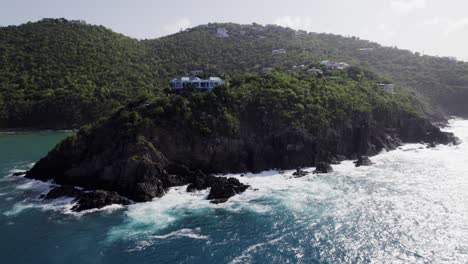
top-left (171, 77), bottom-right (224, 82)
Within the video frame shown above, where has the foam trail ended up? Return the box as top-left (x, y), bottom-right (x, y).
top-left (2, 119), bottom-right (467, 263)
top-left (113, 119), bottom-right (468, 263)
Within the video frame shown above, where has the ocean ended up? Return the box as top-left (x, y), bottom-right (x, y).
top-left (0, 120), bottom-right (467, 263)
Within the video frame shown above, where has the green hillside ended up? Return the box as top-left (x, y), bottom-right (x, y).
top-left (147, 23), bottom-right (468, 115)
top-left (0, 18), bottom-right (156, 128)
top-left (1, 19), bottom-right (468, 129)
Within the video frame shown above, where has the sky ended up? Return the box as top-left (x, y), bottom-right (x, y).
top-left (2, 0), bottom-right (468, 60)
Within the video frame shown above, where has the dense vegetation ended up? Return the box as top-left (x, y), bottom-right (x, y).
top-left (0, 18), bottom-right (156, 128)
top-left (94, 69), bottom-right (420, 143)
top-left (55, 68), bottom-right (452, 178)
top-left (1, 19), bottom-right (468, 129)
top-left (147, 23), bottom-right (468, 116)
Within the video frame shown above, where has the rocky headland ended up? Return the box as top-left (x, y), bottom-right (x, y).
top-left (25, 92), bottom-right (457, 211)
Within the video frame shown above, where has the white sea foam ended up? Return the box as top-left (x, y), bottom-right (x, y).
top-left (3, 197), bottom-right (75, 216)
top-left (150, 228), bottom-right (209, 240)
top-left (67, 204), bottom-right (125, 216)
top-left (3, 194), bottom-right (126, 217)
top-left (4, 119), bottom-right (468, 263)
top-left (230, 235), bottom-right (286, 264)
top-left (108, 186), bottom-right (212, 240)
top-left (9, 169), bottom-right (26, 174)
top-left (114, 119), bottom-right (468, 263)
top-left (125, 228), bottom-right (209, 252)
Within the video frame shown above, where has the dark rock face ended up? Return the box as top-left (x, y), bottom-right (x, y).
top-left (41, 185), bottom-right (82, 200)
top-left (71, 190), bottom-right (131, 212)
top-left (313, 162), bottom-right (333, 174)
top-left (41, 186), bottom-right (132, 212)
top-left (186, 171), bottom-right (250, 202)
top-left (207, 177), bottom-right (249, 200)
top-left (292, 168), bottom-right (310, 177)
top-left (354, 156), bottom-right (374, 167)
top-left (25, 102), bottom-right (457, 212)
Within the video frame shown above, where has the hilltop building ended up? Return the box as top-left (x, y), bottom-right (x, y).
top-left (216, 28), bottom-right (229, 38)
top-left (357, 48), bottom-right (374, 52)
top-left (272, 49), bottom-right (287, 55)
top-left (292, 65), bottom-right (306, 70)
top-left (447, 56), bottom-right (457, 62)
top-left (320, 60), bottom-right (350, 70)
top-left (307, 68), bottom-right (323, 74)
top-left (170, 77), bottom-right (225, 92)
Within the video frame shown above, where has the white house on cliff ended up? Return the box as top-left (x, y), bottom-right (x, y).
top-left (170, 77), bottom-right (225, 92)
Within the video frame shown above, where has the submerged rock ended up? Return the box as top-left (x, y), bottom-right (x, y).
top-left (292, 168), bottom-right (310, 177)
top-left (12, 171), bottom-right (26, 177)
top-left (313, 162), bottom-right (333, 174)
top-left (210, 198), bottom-right (229, 204)
top-left (71, 190), bottom-right (131, 212)
top-left (354, 156), bottom-right (374, 167)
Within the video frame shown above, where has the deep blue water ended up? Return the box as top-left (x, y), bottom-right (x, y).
top-left (0, 121), bottom-right (467, 264)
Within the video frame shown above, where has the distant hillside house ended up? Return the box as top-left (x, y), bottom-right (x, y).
top-left (216, 28), bottom-right (229, 38)
top-left (295, 30), bottom-right (307, 36)
top-left (320, 60), bottom-right (350, 70)
top-left (272, 49), bottom-right (287, 55)
top-left (447, 56), bottom-right (457, 62)
top-left (170, 77), bottom-right (225, 92)
top-left (70, 20), bottom-right (87, 25)
top-left (307, 68), bottom-right (323, 74)
top-left (292, 65), bottom-right (306, 70)
top-left (357, 48), bottom-right (374, 52)
top-left (378, 84), bottom-right (395, 94)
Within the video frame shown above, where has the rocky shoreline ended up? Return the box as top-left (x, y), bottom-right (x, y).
top-left (23, 100), bottom-right (458, 212)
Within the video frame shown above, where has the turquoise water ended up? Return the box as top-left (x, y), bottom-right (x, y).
top-left (0, 121), bottom-right (468, 264)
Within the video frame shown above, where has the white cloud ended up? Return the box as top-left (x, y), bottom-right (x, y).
top-left (163, 18), bottom-right (192, 34)
top-left (273, 16), bottom-right (314, 31)
top-left (391, 0), bottom-right (427, 15)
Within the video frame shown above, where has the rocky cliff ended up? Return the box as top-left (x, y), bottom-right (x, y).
top-left (25, 94), bottom-right (456, 211)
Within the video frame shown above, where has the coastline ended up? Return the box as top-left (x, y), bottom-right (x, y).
top-left (0, 128), bottom-right (77, 134)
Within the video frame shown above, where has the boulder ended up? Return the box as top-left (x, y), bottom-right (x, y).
top-left (71, 190), bottom-right (131, 212)
top-left (207, 177), bottom-right (249, 200)
top-left (354, 156), bottom-right (374, 167)
top-left (292, 167), bottom-right (309, 177)
top-left (12, 171), bottom-right (26, 177)
top-left (313, 162), bottom-right (333, 174)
